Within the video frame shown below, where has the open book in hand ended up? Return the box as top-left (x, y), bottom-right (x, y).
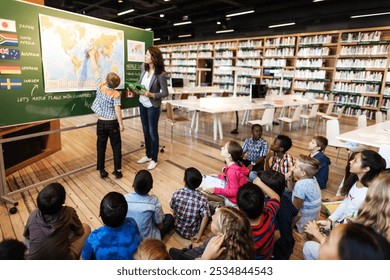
top-left (197, 175), bottom-right (226, 190)
top-left (126, 82), bottom-right (147, 95)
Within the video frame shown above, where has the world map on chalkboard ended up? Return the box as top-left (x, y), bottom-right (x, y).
top-left (39, 14), bottom-right (124, 93)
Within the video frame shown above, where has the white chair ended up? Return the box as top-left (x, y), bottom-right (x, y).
top-left (316, 102), bottom-right (334, 120)
top-left (326, 119), bottom-right (349, 164)
top-left (375, 111), bottom-right (383, 123)
top-left (247, 108), bottom-right (275, 133)
top-left (278, 106), bottom-right (302, 131)
top-left (357, 114), bottom-right (367, 129)
top-left (300, 104), bottom-right (319, 128)
top-left (165, 102), bottom-right (191, 142)
top-left (378, 144), bottom-right (390, 168)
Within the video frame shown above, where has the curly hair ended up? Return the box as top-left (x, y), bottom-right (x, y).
top-left (144, 46), bottom-right (165, 75)
top-left (356, 174), bottom-right (390, 242)
top-left (213, 206), bottom-right (255, 260)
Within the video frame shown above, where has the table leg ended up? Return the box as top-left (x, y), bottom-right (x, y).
top-left (217, 114), bottom-right (223, 140)
top-left (213, 114), bottom-right (218, 141)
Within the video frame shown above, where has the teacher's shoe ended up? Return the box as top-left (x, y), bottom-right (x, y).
top-left (147, 160), bottom-right (158, 170)
top-left (137, 156), bottom-right (152, 164)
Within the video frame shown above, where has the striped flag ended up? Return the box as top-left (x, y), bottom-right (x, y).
top-left (0, 19), bottom-right (16, 33)
top-left (0, 48), bottom-right (20, 60)
top-left (0, 65), bottom-right (21, 74)
top-left (0, 33), bottom-right (18, 46)
top-left (0, 78), bottom-right (22, 90)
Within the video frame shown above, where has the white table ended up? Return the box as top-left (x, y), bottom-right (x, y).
top-left (165, 96), bottom-right (332, 141)
top-left (337, 120), bottom-right (390, 148)
top-left (168, 86), bottom-right (226, 97)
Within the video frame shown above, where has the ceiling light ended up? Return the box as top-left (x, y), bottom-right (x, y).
top-left (153, 38), bottom-right (161, 41)
top-left (160, 13), bottom-right (165, 18)
top-left (178, 34), bottom-right (192, 38)
top-left (164, 0), bottom-right (170, 2)
top-left (217, 21), bottom-right (221, 25)
top-left (118, 0), bottom-right (123, 3)
top-left (145, 28), bottom-right (152, 31)
top-left (216, 29), bottom-right (234, 34)
top-left (226, 10), bottom-right (254, 18)
top-left (268, 22), bottom-right (295, 28)
top-left (351, 11), bottom-right (390, 18)
top-left (313, 0), bottom-right (325, 2)
top-left (117, 9), bottom-right (134, 16)
top-left (173, 21), bottom-right (192, 26)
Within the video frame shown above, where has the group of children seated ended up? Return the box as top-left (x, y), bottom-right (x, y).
top-left (1, 124), bottom-right (389, 260)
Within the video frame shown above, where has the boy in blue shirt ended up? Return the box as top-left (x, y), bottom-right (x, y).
top-left (308, 136), bottom-right (331, 189)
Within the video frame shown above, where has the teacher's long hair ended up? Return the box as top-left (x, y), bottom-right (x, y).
top-left (144, 46), bottom-right (165, 75)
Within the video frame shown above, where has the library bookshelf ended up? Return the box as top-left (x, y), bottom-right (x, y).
top-left (158, 26), bottom-right (390, 120)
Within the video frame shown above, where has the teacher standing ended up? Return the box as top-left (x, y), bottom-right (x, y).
top-left (136, 46), bottom-right (169, 170)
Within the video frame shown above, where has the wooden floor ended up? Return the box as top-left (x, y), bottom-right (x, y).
top-left (0, 107), bottom-right (365, 259)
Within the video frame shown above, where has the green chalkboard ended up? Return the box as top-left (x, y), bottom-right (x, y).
top-left (0, 0), bottom-right (152, 127)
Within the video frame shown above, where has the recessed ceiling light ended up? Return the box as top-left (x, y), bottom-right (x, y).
top-left (178, 34), bottom-right (192, 38)
top-left (118, 0), bottom-right (123, 3)
top-left (173, 21), bottom-right (192, 26)
top-left (117, 9), bottom-right (134, 16)
top-left (153, 38), bottom-right (161, 41)
top-left (160, 13), bottom-right (165, 18)
top-left (226, 10), bottom-right (254, 18)
top-left (217, 21), bottom-right (221, 25)
top-left (268, 22), bottom-right (295, 28)
top-left (145, 28), bottom-right (152, 31)
top-left (313, 0), bottom-right (325, 2)
top-left (216, 29), bottom-right (234, 34)
top-left (351, 11), bottom-right (390, 18)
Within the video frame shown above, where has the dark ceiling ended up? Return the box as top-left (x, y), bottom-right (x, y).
top-left (44, 0), bottom-right (390, 44)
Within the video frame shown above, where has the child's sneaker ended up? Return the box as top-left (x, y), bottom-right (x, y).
top-left (100, 170), bottom-right (108, 179)
top-left (112, 170), bottom-right (123, 179)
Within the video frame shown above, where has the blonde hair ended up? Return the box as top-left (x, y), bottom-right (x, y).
top-left (133, 239), bottom-right (170, 260)
top-left (297, 154), bottom-right (320, 178)
top-left (356, 174), bottom-right (390, 242)
top-left (214, 206), bottom-right (255, 260)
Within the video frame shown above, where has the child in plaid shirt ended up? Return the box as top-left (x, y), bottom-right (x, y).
top-left (170, 167), bottom-right (211, 242)
top-left (265, 135), bottom-right (294, 177)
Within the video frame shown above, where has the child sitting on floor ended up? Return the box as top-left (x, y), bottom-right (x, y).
top-left (308, 135), bottom-right (331, 189)
top-left (125, 170), bottom-right (174, 240)
top-left (170, 167), bottom-right (211, 242)
top-left (23, 182), bottom-right (91, 260)
top-left (202, 140), bottom-right (249, 207)
top-left (288, 154), bottom-right (322, 233)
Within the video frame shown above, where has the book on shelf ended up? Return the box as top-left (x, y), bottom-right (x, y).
top-left (197, 175), bottom-right (226, 190)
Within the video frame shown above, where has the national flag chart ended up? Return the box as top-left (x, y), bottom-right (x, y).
top-left (0, 48), bottom-right (20, 60)
top-left (0, 18), bottom-right (21, 90)
top-left (0, 78), bottom-right (22, 90)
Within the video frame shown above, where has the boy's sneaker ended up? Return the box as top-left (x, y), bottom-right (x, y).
top-left (112, 170), bottom-right (123, 179)
top-left (137, 156), bottom-right (152, 164)
top-left (100, 170), bottom-right (108, 179)
top-left (147, 160), bottom-right (158, 170)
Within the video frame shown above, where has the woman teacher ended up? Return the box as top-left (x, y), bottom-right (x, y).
top-left (136, 46), bottom-right (168, 170)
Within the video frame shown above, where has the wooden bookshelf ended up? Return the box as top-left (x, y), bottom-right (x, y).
top-left (158, 26), bottom-right (390, 119)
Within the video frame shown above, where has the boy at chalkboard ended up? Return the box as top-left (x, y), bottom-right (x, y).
top-left (88, 47), bottom-right (124, 179)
